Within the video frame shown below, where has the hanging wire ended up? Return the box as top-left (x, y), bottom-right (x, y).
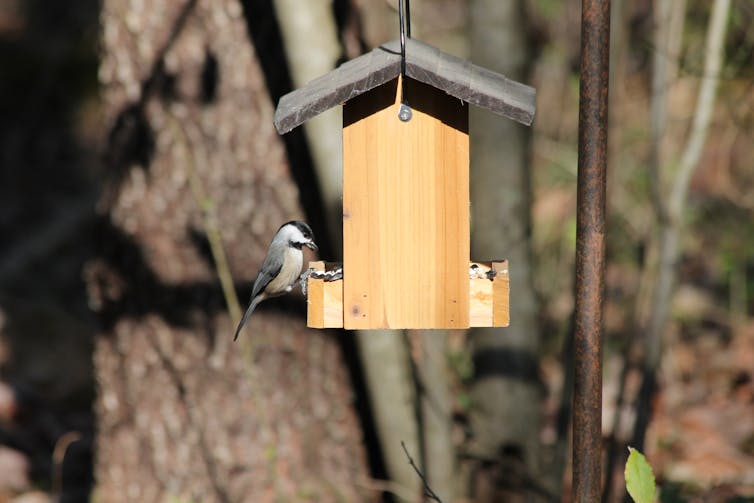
top-left (397, 0), bottom-right (412, 121)
top-left (398, 0), bottom-right (406, 78)
top-left (405, 0), bottom-right (411, 38)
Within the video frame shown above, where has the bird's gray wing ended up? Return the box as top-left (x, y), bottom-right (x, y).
top-left (250, 241), bottom-right (285, 300)
top-left (233, 244), bottom-right (285, 341)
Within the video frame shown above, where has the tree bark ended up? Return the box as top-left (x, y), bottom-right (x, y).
top-left (91, 1), bottom-right (370, 501)
top-left (467, 0), bottom-right (543, 500)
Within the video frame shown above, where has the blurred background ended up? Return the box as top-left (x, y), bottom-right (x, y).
top-left (0, 0), bottom-right (752, 501)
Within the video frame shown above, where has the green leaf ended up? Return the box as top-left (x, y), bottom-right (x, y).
top-left (625, 447), bottom-right (656, 503)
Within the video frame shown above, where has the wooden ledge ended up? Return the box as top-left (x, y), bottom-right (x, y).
top-left (469, 261), bottom-right (510, 327)
top-left (306, 260), bottom-right (509, 329)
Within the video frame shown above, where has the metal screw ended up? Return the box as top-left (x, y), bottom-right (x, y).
top-left (398, 103), bottom-right (412, 122)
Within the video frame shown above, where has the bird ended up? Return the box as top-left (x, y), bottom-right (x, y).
top-left (233, 221), bottom-right (318, 341)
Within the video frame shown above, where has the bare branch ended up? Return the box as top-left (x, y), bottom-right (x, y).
top-left (631, 0), bottom-right (732, 457)
top-left (168, 113), bottom-right (242, 326)
top-left (401, 440), bottom-right (443, 503)
top-left (670, 0), bottom-right (731, 218)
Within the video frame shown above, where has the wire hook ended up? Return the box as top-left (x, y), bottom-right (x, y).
top-left (397, 0), bottom-right (412, 121)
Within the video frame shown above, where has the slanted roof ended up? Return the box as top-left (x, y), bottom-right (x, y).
top-left (274, 38), bottom-right (536, 134)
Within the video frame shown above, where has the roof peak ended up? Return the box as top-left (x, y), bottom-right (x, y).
top-left (274, 37), bottom-right (536, 135)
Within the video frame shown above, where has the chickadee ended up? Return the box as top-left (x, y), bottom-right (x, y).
top-left (233, 221), bottom-right (318, 340)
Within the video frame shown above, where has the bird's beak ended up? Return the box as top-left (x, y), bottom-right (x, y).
top-left (305, 241), bottom-right (318, 252)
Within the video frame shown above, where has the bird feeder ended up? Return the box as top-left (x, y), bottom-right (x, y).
top-left (273, 38), bottom-right (536, 330)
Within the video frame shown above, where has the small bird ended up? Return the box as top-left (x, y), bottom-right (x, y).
top-left (233, 221), bottom-right (318, 341)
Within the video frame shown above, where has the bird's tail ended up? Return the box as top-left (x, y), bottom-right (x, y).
top-left (233, 296), bottom-right (261, 341)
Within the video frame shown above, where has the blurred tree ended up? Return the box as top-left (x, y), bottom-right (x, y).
top-left (466, 0), bottom-right (545, 501)
top-left (89, 0), bottom-right (370, 500)
top-left (272, 0), bottom-right (342, 246)
top-left (0, 1), bottom-right (100, 499)
top-left (634, 0), bottom-right (731, 452)
top-left (605, 0), bottom-right (734, 499)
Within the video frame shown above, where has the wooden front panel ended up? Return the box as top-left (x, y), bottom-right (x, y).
top-left (342, 77), bottom-right (470, 329)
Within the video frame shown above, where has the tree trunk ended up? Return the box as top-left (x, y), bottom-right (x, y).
top-left (273, 3), bottom-right (422, 500)
top-left (90, 1), bottom-right (370, 501)
top-left (416, 330), bottom-right (455, 502)
top-left (407, 4), bottom-right (468, 499)
top-left (467, 0), bottom-right (543, 500)
top-left (357, 331), bottom-right (422, 501)
top-left (272, 0), bottom-right (343, 245)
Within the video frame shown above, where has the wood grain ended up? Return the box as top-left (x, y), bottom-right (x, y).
top-left (469, 270), bottom-right (494, 327)
top-left (342, 77), bottom-right (470, 329)
top-left (469, 261), bottom-right (510, 327)
top-left (306, 261), bottom-right (344, 328)
top-left (492, 260), bottom-right (510, 326)
top-left (307, 261), bottom-right (326, 328)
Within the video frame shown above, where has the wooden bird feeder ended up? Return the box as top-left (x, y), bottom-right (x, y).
top-left (273, 38), bottom-right (536, 330)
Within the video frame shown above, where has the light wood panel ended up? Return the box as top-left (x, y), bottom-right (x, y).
top-left (492, 260), bottom-right (510, 326)
top-left (469, 263), bottom-right (494, 327)
top-left (342, 77), bottom-right (470, 329)
top-left (468, 260), bottom-right (509, 327)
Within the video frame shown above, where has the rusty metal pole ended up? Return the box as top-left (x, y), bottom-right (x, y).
top-left (573, 0), bottom-right (610, 501)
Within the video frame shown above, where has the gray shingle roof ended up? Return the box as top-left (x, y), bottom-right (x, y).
top-left (274, 38), bottom-right (536, 134)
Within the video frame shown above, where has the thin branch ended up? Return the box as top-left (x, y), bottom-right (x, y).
top-left (648, 0), bottom-right (673, 224)
top-left (167, 113), bottom-right (242, 326)
top-left (632, 0), bottom-right (732, 454)
top-left (669, 0), bottom-right (731, 218)
top-left (550, 314), bottom-right (574, 499)
top-left (646, 0), bottom-right (731, 364)
top-left (355, 476), bottom-right (421, 502)
top-left (413, 329), bottom-right (455, 501)
top-left (166, 110), bottom-right (274, 450)
top-left (608, 11), bottom-right (683, 496)
top-left (52, 431), bottom-right (82, 499)
top-left (666, 0), bottom-right (688, 83)
top-left (401, 440), bottom-right (443, 503)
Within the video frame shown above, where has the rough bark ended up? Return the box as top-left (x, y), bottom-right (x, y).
top-left (90, 1), bottom-right (370, 501)
top-left (467, 0), bottom-right (543, 500)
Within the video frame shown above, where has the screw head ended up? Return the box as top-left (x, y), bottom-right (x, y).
top-left (398, 103), bottom-right (412, 122)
